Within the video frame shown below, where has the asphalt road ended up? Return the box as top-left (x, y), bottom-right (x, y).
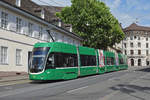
top-left (0, 67), bottom-right (150, 100)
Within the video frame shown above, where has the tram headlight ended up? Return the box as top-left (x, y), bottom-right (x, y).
top-left (46, 72), bottom-right (50, 74)
top-left (41, 76), bottom-right (44, 79)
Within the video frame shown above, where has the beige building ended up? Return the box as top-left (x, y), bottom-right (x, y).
top-left (0, 0), bottom-right (82, 72)
top-left (123, 23), bottom-right (150, 67)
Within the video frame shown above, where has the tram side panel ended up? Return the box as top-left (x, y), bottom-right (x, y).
top-left (103, 51), bottom-right (116, 72)
top-left (78, 46), bottom-right (97, 76)
top-left (52, 43), bottom-right (79, 80)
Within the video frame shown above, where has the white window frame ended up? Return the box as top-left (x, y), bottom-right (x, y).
top-left (16, 17), bottom-right (22, 33)
top-left (16, 49), bottom-right (22, 66)
top-left (0, 46), bottom-right (8, 64)
top-left (1, 11), bottom-right (8, 29)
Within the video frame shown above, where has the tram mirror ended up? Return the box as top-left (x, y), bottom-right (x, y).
top-left (48, 58), bottom-right (53, 61)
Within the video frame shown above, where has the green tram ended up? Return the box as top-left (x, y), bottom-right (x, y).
top-left (29, 42), bottom-right (128, 80)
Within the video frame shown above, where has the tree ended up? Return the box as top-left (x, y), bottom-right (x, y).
top-left (56, 0), bottom-right (124, 50)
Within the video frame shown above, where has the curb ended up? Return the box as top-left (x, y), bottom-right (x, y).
top-left (0, 78), bottom-right (29, 83)
top-left (0, 76), bottom-right (29, 83)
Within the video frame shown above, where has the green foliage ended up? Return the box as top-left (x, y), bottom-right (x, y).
top-left (56, 0), bottom-right (124, 50)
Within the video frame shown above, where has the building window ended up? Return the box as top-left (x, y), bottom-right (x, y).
top-left (125, 50), bottom-right (127, 55)
top-left (134, 36), bottom-right (136, 39)
top-left (16, 49), bottom-right (22, 65)
top-left (28, 23), bottom-right (33, 37)
top-left (62, 35), bottom-right (64, 42)
top-left (138, 42), bottom-right (141, 47)
top-left (16, 17), bottom-right (22, 33)
top-left (130, 42), bottom-right (133, 48)
top-left (124, 43), bottom-right (126, 48)
top-left (39, 26), bottom-right (43, 39)
top-left (138, 50), bottom-right (141, 55)
top-left (138, 59), bottom-right (141, 66)
top-left (54, 33), bottom-right (58, 42)
top-left (130, 50), bottom-right (134, 55)
top-left (146, 43), bottom-right (149, 48)
top-left (124, 37), bottom-right (126, 40)
top-left (146, 50), bottom-right (149, 56)
top-left (0, 46), bottom-right (8, 64)
top-left (138, 37), bottom-right (140, 40)
top-left (130, 36), bottom-right (133, 40)
top-left (1, 12), bottom-right (8, 29)
top-left (73, 40), bottom-right (75, 45)
top-left (146, 37), bottom-right (148, 41)
top-left (131, 59), bottom-right (134, 66)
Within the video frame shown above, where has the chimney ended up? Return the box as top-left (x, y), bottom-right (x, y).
top-left (16, 0), bottom-right (21, 7)
top-left (41, 9), bottom-right (45, 19)
top-left (58, 19), bottom-right (61, 27)
top-left (70, 26), bottom-right (72, 32)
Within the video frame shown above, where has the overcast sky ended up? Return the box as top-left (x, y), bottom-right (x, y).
top-left (32, 0), bottom-right (150, 28)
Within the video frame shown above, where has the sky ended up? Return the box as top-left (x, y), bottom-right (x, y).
top-left (32, 0), bottom-right (150, 28)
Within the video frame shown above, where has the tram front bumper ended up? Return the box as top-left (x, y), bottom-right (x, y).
top-left (29, 73), bottom-right (47, 80)
top-left (29, 70), bottom-right (54, 80)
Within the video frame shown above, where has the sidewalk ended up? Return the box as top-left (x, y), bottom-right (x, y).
top-left (0, 71), bottom-right (29, 83)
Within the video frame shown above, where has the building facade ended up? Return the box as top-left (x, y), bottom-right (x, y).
top-left (123, 23), bottom-right (150, 67)
top-left (0, 0), bottom-right (82, 72)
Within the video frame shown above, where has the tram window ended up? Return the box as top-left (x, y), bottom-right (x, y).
top-left (46, 52), bottom-right (78, 69)
top-left (80, 55), bottom-right (96, 66)
top-left (54, 52), bottom-right (78, 68)
top-left (54, 53), bottom-right (63, 67)
top-left (106, 57), bottom-right (111, 65)
top-left (111, 57), bottom-right (114, 65)
top-left (46, 54), bottom-right (55, 69)
top-left (119, 58), bottom-right (124, 64)
top-left (104, 57), bottom-right (106, 65)
top-left (106, 57), bottom-right (114, 65)
top-left (62, 54), bottom-right (78, 67)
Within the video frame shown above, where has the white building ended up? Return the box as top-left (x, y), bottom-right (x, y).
top-left (0, 0), bottom-right (82, 72)
top-left (123, 23), bottom-right (150, 67)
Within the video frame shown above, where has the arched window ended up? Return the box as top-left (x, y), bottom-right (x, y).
top-left (131, 59), bottom-right (134, 66)
top-left (138, 59), bottom-right (141, 66)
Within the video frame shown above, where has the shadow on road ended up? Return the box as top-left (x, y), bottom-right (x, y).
top-left (110, 84), bottom-right (150, 100)
top-left (29, 80), bottom-right (64, 84)
top-left (29, 74), bottom-right (99, 84)
top-left (135, 67), bottom-right (150, 72)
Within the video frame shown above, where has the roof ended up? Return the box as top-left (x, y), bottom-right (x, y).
top-left (124, 23), bottom-right (150, 32)
top-left (1, 0), bottom-right (82, 40)
top-left (41, 5), bottom-right (63, 22)
top-left (41, 5), bottom-right (72, 31)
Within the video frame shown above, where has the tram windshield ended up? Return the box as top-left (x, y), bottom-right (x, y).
top-left (30, 47), bottom-right (50, 73)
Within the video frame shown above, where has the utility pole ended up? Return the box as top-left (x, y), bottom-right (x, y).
top-left (46, 29), bottom-right (55, 42)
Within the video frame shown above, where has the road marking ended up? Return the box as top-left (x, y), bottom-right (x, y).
top-left (67, 86), bottom-right (89, 93)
